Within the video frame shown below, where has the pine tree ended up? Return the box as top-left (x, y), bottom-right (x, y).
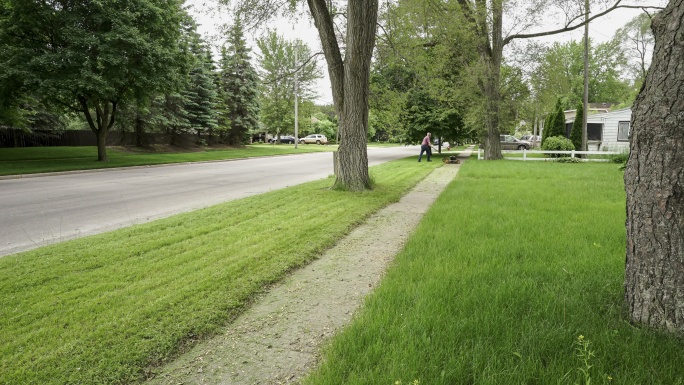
top-left (569, 101), bottom-right (583, 151)
top-left (551, 98), bottom-right (567, 138)
top-left (184, 35), bottom-right (219, 142)
top-left (219, 18), bottom-right (260, 145)
top-left (541, 110), bottom-right (554, 146)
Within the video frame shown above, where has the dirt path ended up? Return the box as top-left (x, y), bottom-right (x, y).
top-left (147, 150), bottom-right (471, 385)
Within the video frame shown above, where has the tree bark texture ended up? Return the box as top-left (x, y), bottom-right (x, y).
top-left (79, 97), bottom-right (116, 162)
top-left (624, 0), bottom-right (684, 333)
top-left (481, 0), bottom-right (503, 160)
top-left (307, 0), bottom-right (377, 191)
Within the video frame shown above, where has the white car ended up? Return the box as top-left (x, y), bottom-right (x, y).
top-left (299, 134), bottom-right (328, 145)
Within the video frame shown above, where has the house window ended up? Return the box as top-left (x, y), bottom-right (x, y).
top-left (588, 123), bottom-right (602, 140)
top-left (617, 121), bottom-right (630, 141)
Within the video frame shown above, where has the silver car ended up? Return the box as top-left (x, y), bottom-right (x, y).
top-left (299, 134), bottom-right (328, 145)
top-left (500, 135), bottom-right (531, 150)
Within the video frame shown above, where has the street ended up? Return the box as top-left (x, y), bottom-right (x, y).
top-left (0, 146), bottom-right (419, 256)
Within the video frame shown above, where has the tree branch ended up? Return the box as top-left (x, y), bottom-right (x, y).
top-left (306, 0), bottom-right (344, 113)
top-left (503, 2), bottom-right (664, 46)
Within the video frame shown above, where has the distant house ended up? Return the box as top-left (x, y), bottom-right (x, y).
top-left (563, 103), bottom-right (614, 121)
top-left (565, 108), bottom-right (632, 151)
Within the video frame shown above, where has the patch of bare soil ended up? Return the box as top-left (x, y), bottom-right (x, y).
top-left (146, 152), bottom-right (470, 385)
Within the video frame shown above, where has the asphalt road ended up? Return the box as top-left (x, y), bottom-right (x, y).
top-left (0, 146), bottom-right (419, 257)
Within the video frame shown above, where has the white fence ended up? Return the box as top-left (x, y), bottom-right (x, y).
top-left (477, 149), bottom-right (624, 161)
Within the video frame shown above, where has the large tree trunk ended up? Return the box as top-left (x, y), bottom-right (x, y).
top-left (335, 1), bottom-right (376, 190)
top-left (307, 0), bottom-right (377, 191)
top-left (79, 97), bottom-right (116, 162)
top-left (624, 0), bottom-right (684, 333)
top-left (482, 56), bottom-right (503, 160)
top-left (481, 0), bottom-right (503, 160)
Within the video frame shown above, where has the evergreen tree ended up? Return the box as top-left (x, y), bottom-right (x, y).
top-left (219, 18), bottom-right (260, 145)
top-left (215, 46), bottom-right (232, 139)
top-left (151, 92), bottom-right (191, 146)
top-left (184, 35), bottom-right (219, 140)
top-left (552, 98), bottom-right (567, 138)
top-left (569, 101), bottom-right (584, 151)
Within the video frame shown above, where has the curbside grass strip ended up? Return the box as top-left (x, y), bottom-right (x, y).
top-left (0, 156), bottom-right (443, 385)
top-left (146, 157), bottom-right (468, 384)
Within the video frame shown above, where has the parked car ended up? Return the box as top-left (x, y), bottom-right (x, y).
top-left (269, 135), bottom-right (296, 144)
top-left (520, 135), bottom-right (540, 142)
top-left (299, 134), bottom-right (328, 145)
top-left (500, 135), bottom-right (531, 150)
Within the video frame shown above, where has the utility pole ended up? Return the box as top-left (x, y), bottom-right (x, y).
top-left (582, 0), bottom-right (589, 152)
top-left (294, 42), bottom-right (299, 149)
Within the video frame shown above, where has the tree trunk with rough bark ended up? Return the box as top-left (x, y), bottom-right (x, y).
top-left (480, 0), bottom-right (503, 160)
top-left (79, 98), bottom-right (116, 162)
top-left (624, 0), bottom-right (684, 333)
top-left (307, 0), bottom-right (377, 191)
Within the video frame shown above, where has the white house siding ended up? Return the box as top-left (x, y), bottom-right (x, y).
top-left (566, 108), bottom-right (632, 152)
top-left (593, 108), bottom-right (631, 151)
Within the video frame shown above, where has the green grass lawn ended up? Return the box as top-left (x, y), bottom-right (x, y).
top-left (367, 142), bottom-right (404, 147)
top-left (0, 157), bottom-right (440, 385)
top-left (0, 144), bottom-right (336, 176)
top-left (305, 161), bottom-right (684, 385)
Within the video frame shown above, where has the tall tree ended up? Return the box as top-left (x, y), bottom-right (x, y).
top-left (543, 98), bottom-right (567, 142)
top-left (624, 0), bottom-right (684, 333)
top-left (257, 31), bottom-right (320, 142)
top-left (569, 100), bottom-right (584, 151)
top-left (615, 13), bottom-right (655, 86)
top-left (233, 0), bottom-right (380, 189)
top-left (184, 38), bottom-right (219, 139)
top-left (307, 0), bottom-right (379, 190)
top-left (455, 0), bottom-right (660, 159)
top-left (0, 0), bottom-right (189, 161)
top-left (371, 0), bottom-right (480, 145)
top-left (219, 17), bottom-right (260, 145)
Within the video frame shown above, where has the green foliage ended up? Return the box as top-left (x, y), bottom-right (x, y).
top-left (0, 0), bottom-right (190, 158)
top-left (532, 39), bottom-right (633, 115)
top-left (555, 157), bottom-right (582, 163)
top-left (401, 86), bottom-right (464, 145)
top-left (542, 135), bottom-right (576, 157)
top-left (219, 17), bottom-right (260, 145)
top-left (542, 98), bottom-right (566, 146)
top-left (371, 0), bottom-right (479, 144)
top-left (183, 34), bottom-right (219, 137)
top-left (257, 30), bottom-right (321, 139)
top-left (570, 101), bottom-right (584, 151)
top-left (312, 111), bottom-right (338, 140)
top-left (552, 98), bottom-right (567, 138)
top-left (607, 150), bottom-right (630, 164)
top-left (369, 63), bottom-right (413, 142)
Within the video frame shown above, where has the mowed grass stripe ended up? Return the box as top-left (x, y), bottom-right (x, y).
top-left (305, 161), bottom-right (684, 385)
top-left (0, 145), bottom-right (335, 175)
top-left (0, 157), bottom-right (439, 385)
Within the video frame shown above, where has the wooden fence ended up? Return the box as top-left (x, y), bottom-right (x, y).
top-left (477, 148), bottom-right (624, 161)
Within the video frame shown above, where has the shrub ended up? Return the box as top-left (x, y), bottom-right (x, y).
top-left (608, 150), bottom-right (629, 164)
top-left (556, 157), bottom-right (582, 163)
top-left (542, 136), bottom-right (575, 157)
